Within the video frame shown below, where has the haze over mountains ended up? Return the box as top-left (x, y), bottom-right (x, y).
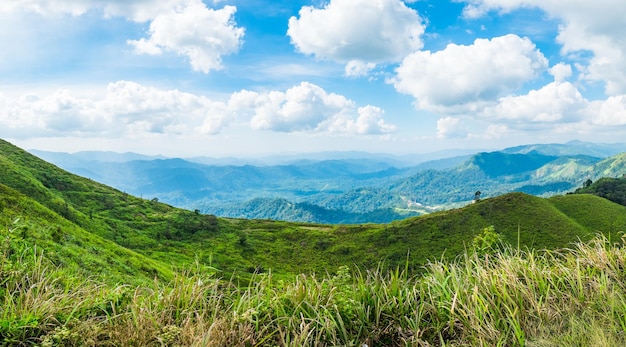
top-left (30, 140), bottom-right (626, 224)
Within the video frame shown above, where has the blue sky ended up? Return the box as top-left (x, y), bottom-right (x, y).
top-left (1, 0), bottom-right (625, 157)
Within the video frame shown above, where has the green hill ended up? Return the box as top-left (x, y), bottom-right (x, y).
top-left (3, 138), bottom-right (626, 281)
top-left (572, 175), bottom-right (626, 206)
top-left (4, 137), bottom-right (626, 345)
top-left (0, 183), bottom-right (172, 284)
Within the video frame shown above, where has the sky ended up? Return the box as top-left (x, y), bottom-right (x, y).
top-left (1, 0), bottom-right (626, 157)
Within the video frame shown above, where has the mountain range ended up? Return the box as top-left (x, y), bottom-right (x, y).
top-left (0, 137), bottom-right (626, 280)
top-left (1, 137), bottom-right (626, 280)
top-left (29, 140), bottom-right (626, 223)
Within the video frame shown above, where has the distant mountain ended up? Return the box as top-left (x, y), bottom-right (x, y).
top-left (5, 137), bottom-right (626, 280)
top-left (189, 149), bottom-right (487, 167)
top-left (25, 151), bottom-right (419, 222)
top-left (329, 151), bottom-right (614, 212)
top-left (471, 151), bottom-right (559, 177)
top-left (502, 140), bottom-right (626, 157)
top-left (24, 141), bottom-right (626, 223)
top-left (209, 197), bottom-right (418, 224)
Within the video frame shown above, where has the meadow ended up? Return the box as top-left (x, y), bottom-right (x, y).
top-left (3, 219), bottom-right (626, 346)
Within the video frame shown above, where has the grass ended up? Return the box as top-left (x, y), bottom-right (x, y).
top-left (3, 138), bottom-right (626, 283)
top-left (3, 138), bottom-right (626, 345)
top-left (3, 224), bottom-right (626, 346)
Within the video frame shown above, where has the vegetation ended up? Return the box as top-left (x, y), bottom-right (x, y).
top-left (3, 138), bottom-right (626, 345)
top-left (209, 196), bottom-right (419, 224)
top-left (471, 150), bottom-right (558, 177)
top-left (3, 138), bottom-right (626, 280)
top-left (3, 222), bottom-right (626, 346)
top-left (34, 145), bottom-right (626, 223)
top-left (573, 176), bottom-right (626, 206)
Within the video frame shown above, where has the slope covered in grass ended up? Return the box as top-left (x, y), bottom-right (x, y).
top-left (0, 183), bottom-right (172, 284)
top-left (573, 176), bottom-right (626, 206)
top-left (0, 139), bottom-right (223, 271)
top-left (3, 232), bottom-right (626, 346)
top-left (2, 138), bottom-right (626, 280)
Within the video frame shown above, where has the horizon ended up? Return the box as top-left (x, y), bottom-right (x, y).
top-left (2, 1), bottom-right (626, 157)
top-left (24, 139), bottom-right (626, 163)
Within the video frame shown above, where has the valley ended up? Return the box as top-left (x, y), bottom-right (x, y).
top-left (31, 140), bottom-right (626, 224)
top-left (3, 138), bottom-right (626, 345)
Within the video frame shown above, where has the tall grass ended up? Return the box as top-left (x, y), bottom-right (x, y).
top-left (2, 229), bottom-right (626, 346)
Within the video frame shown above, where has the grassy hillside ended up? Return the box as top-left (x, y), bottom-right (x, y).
top-left (2, 138), bottom-right (626, 281)
top-left (573, 176), bottom-right (626, 206)
top-left (4, 139), bottom-right (626, 345)
top-left (589, 153), bottom-right (626, 179)
top-left (4, 230), bottom-right (626, 346)
top-left (0, 183), bottom-right (172, 284)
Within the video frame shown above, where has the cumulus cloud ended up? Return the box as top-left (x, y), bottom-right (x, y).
top-left (0, 0), bottom-right (91, 16)
top-left (454, 79), bottom-right (626, 136)
top-left (459, 0), bottom-right (626, 95)
top-left (344, 60), bottom-right (377, 77)
top-left (589, 95), bottom-right (626, 126)
top-left (327, 106), bottom-right (397, 134)
top-left (392, 34), bottom-right (548, 113)
top-left (102, 81), bottom-right (232, 134)
top-left (436, 117), bottom-right (469, 139)
top-left (128, 2), bottom-right (244, 73)
top-left (0, 81), bottom-right (234, 138)
top-left (549, 63), bottom-right (572, 83)
top-left (0, 81), bottom-right (394, 139)
top-left (429, 75), bottom-right (626, 137)
top-left (231, 82), bottom-right (396, 135)
top-left (288, 0), bottom-right (424, 73)
top-left (483, 124), bottom-right (509, 139)
top-left (482, 82), bottom-right (587, 124)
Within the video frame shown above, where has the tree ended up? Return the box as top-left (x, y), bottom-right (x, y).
top-left (474, 191), bottom-right (482, 201)
top-left (583, 179), bottom-right (593, 188)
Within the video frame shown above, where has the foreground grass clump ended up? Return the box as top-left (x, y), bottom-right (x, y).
top-left (3, 234), bottom-right (626, 346)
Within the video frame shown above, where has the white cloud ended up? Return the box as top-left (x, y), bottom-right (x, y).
top-left (549, 63), bottom-right (572, 83)
top-left (102, 81), bottom-right (233, 134)
top-left (483, 124), bottom-right (509, 139)
top-left (436, 117), bottom-right (468, 139)
top-left (482, 82), bottom-right (587, 124)
top-left (589, 95), bottom-right (626, 126)
top-left (0, 0), bottom-right (187, 22)
top-left (344, 60), bottom-right (377, 77)
top-left (0, 81), bottom-right (394, 138)
top-left (2, 0), bottom-right (245, 73)
top-left (127, 3), bottom-right (244, 73)
top-left (232, 82), bottom-right (396, 135)
top-left (459, 0), bottom-right (626, 95)
top-left (425, 74), bottom-right (626, 138)
top-left (288, 0), bottom-right (424, 72)
top-left (327, 106), bottom-right (397, 135)
top-left (0, 81), bottom-right (234, 138)
top-left (0, 0), bottom-right (90, 16)
top-left (100, 0), bottom-right (190, 22)
top-left (392, 34), bottom-right (548, 113)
